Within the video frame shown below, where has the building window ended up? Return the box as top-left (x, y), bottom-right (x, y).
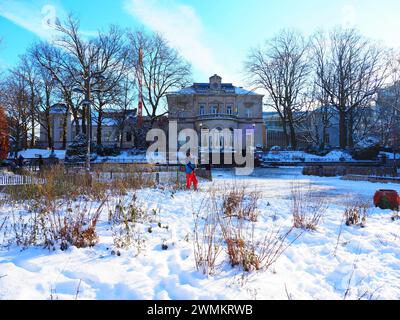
top-left (210, 105), bottom-right (218, 114)
top-left (105, 131), bottom-right (112, 142)
top-left (126, 132), bottom-right (132, 142)
top-left (246, 108), bottom-right (253, 118)
top-left (226, 105), bottom-right (232, 115)
top-left (199, 105), bottom-right (205, 115)
top-left (324, 133), bottom-right (330, 144)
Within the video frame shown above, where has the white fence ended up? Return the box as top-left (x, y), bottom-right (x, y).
top-left (0, 175), bottom-right (46, 186)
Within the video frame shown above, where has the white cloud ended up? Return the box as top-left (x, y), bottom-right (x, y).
top-left (124, 0), bottom-right (238, 83)
top-left (341, 4), bottom-right (357, 28)
top-left (0, 0), bottom-right (64, 40)
top-left (0, 0), bottom-right (97, 41)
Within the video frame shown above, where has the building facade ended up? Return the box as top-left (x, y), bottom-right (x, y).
top-left (39, 104), bottom-right (138, 149)
top-left (167, 75), bottom-right (265, 151)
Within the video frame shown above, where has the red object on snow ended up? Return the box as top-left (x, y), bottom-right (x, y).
top-left (373, 190), bottom-right (400, 211)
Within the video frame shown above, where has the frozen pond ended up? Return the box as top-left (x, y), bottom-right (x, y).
top-left (212, 167), bottom-right (400, 205)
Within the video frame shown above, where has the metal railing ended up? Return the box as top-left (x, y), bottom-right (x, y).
top-left (197, 113), bottom-right (238, 120)
top-left (0, 174), bottom-right (46, 186)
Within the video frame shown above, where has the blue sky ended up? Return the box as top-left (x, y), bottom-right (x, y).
top-left (1, 0), bottom-right (400, 86)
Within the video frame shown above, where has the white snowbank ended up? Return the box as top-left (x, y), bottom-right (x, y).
top-left (263, 150), bottom-right (354, 162)
top-left (11, 149), bottom-right (66, 160)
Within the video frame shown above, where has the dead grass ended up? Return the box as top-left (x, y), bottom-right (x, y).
top-left (222, 186), bottom-right (260, 222)
top-left (6, 198), bottom-right (106, 250)
top-left (193, 184), bottom-right (300, 273)
top-left (193, 192), bottom-right (222, 276)
top-left (219, 213), bottom-right (299, 272)
top-left (107, 194), bottom-right (148, 255)
top-left (5, 164), bottom-right (157, 202)
top-left (344, 201), bottom-right (369, 228)
top-left (291, 182), bottom-right (328, 231)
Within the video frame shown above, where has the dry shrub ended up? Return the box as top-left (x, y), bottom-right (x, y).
top-left (6, 165), bottom-right (107, 202)
top-left (5, 164), bottom-right (157, 203)
top-left (193, 192), bottom-right (222, 276)
top-left (108, 194), bottom-right (147, 254)
top-left (344, 201), bottom-right (368, 227)
top-left (94, 164), bottom-right (156, 195)
top-left (291, 182), bottom-right (328, 231)
top-left (221, 218), bottom-right (257, 271)
top-left (222, 186), bottom-right (260, 222)
top-left (6, 198), bottom-right (106, 250)
top-left (219, 214), bottom-right (298, 272)
top-left (109, 194), bottom-right (147, 224)
top-left (57, 200), bottom-right (106, 249)
top-left (193, 185), bottom-right (299, 273)
top-left (109, 172), bottom-right (155, 195)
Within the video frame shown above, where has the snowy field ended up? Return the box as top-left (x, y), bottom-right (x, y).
top-left (0, 167), bottom-right (399, 300)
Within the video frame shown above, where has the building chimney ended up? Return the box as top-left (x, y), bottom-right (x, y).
top-left (209, 74), bottom-right (222, 90)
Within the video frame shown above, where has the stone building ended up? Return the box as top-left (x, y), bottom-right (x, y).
top-left (166, 74), bottom-right (265, 151)
top-left (38, 104), bottom-right (138, 149)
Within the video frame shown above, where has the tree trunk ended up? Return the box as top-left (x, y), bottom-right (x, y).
top-left (30, 88), bottom-right (35, 148)
top-left (46, 114), bottom-right (53, 149)
top-left (15, 127), bottom-right (20, 156)
top-left (96, 108), bottom-right (103, 146)
top-left (282, 121), bottom-right (289, 148)
top-left (30, 116), bottom-right (35, 147)
top-left (81, 108), bottom-right (87, 135)
top-left (348, 111), bottom-right (354, 148)
top-left (321, 125), bottom-right (326, 150)
top-left (288, 121), bottom-right (297, 150)
top-left (339, 110), bottom-right (347, 148)
top-left (62, 113), bottom-right (68, 149)
top-left (23, 126), bottom-right (28, 149)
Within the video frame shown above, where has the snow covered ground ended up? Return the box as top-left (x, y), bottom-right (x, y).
top-left (262, 150), bottom-right (354, 162)
top-left (12, 149), bottom-right (66, 160)
top-left (0, 168), bottom-right (399, 300)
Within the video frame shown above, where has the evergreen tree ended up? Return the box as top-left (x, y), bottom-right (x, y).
top-left (65, 133), bottom-right (94, 164)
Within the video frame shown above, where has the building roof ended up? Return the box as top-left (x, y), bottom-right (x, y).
top-left (49, 103), bottom-right (68, 114)
top-left (168, 74), bottom-right (263, 96)
top-left (170, 84), bottom-right (261, 96)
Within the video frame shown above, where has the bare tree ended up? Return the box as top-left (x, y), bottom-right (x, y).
top-left (246, 30), bottom-right (311, 149)
top-left (91, 26), bottom-right (130, 146)
top-left (312, 28), bottom-right (388, 148)
top-left (53, 15), bottom-right (101, 136)
top-left (113, 73), bottom-right (137, 148)
top-left (13, 55), bottom-right (41, 147)
top-left (0, 72), bottom-right (31, 154)
top-left (129, 31), bottom-right (192, 125)
top-left (375, 52), bottom-right (400, 145)
top-left (300, 101), bottom-right (335, 150)
top-left (31, 42), bottom-right (81, 148)
top-left (33, 61), bottom-right (59, 149)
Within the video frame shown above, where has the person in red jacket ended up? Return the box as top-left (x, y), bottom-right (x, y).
top-left (185, 151), bottom-right (198, 191)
